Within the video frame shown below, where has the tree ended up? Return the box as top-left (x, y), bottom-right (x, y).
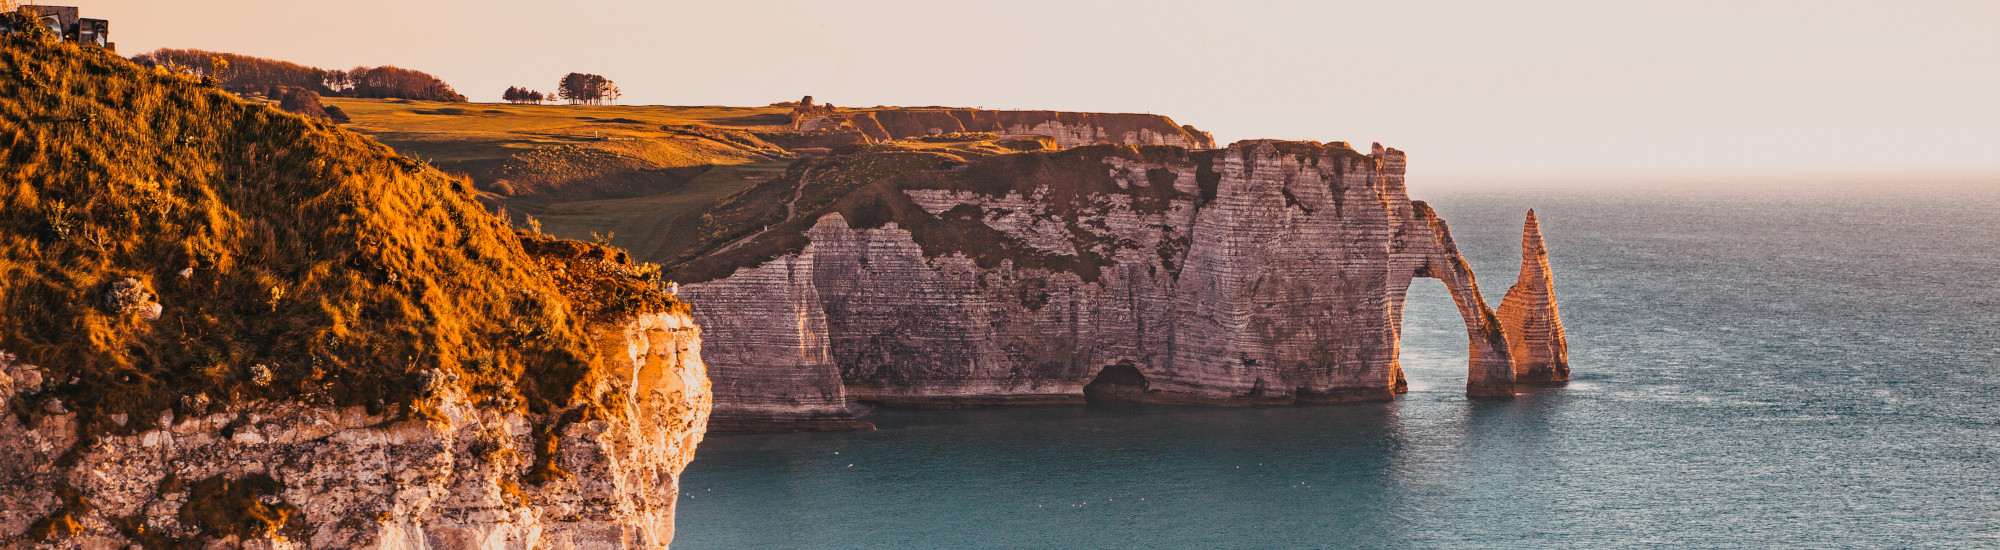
top-left (527, 90), bottom-right (545, 103)
top-left (502, 86), bottom-right (546, 104)
top-left (556, 73), bottom-right (619, 105)
top-left (600, 81), bottom-right (621, 104)
top-left (345, 66), bottom-right (466, 102)
top-left (133, 49), bottom-right (327, 93)
top-left (128, 49), bottom-right (467, 102)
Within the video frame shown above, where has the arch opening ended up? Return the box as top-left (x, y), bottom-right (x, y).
top-left (1393, 277), bottom-right (1477, 394)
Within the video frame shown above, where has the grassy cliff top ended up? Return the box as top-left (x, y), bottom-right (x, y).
top-left (663, 144), bottom-right (1209, 284)
top-left (323, 97), bottom-right (1208, 268)
top-left (0, 28), bottom-right (676, 437)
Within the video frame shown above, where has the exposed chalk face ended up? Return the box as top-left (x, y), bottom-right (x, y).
top-left (0, 311), bottom-right (711, 548)
top-left (676, 253), bottom-right (869, 432)
top-left (1499, 210), bottom-right (1572, 384)
top-left (685, 140), bottom-right (1561, 430)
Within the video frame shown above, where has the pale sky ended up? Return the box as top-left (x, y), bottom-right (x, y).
top-left (81, 0), bottom-right (2000, 187)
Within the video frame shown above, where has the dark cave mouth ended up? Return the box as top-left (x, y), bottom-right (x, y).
top-left (1083, 363), bottom-right (1149, 404)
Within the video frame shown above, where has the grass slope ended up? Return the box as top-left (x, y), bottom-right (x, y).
top-left (327, 98), bottom-right (802, 262)
top-left (0, 28), bottom-right (674, 441)
top-left (663, 144), bottom-right (1210, 284)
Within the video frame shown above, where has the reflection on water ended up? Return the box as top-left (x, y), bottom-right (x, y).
top-left (678, 188), bottom-right (2000, 548)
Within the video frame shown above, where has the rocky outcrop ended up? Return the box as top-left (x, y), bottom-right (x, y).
top-left (0, 310), bottom-right (710, 548)
top-left (677, 140), bottom-right (1555, 429)
top-left (0, 35), bottom-right (712, 548)
top-left (676, 254), bottom-right (871, 432)
top-left (794, 108), bottom-right (1215, 149)
top-left (1498, 210), bottom-right (1571, 384)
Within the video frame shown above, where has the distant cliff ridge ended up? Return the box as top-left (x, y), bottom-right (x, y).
top-left (671, 139), bottom-right (1570, 431)
top-left (0, 29), bottom-right (707, 546)
top-left (794, 107), bottom-right (1216, 149)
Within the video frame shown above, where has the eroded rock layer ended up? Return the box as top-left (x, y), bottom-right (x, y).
top-left (676, 254), bottom-right (872, 432)
top-left (677, 140), bottom-right (1550, 429)
top-left (794, 108), bottom-right (1216, 149)
top-left (1498, 210), bottom-right (1571, 384)
top-left (0, 311), bottom-right (710, 548)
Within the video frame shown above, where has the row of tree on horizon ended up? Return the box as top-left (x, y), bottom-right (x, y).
top-left (503, 73), bottom-right (620, 105)
top-left (131, 48), bottom-right (624, 106)
top-left (133, 48), bottom-right (466, 102)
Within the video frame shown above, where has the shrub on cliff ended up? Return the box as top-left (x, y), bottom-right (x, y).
top-left (266, 85), bottom-right (345, 122)
top-left (0, 32), bottom-right (672, 438)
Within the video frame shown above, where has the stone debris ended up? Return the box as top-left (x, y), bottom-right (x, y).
top-left (103, 277), bottom-right (162, 321)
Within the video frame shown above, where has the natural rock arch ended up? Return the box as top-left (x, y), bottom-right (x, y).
top-left (1386, 202), bottom-right (1518, 398)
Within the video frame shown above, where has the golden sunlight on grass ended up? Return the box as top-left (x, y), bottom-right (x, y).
top-left (0, 28), bottom-right (676, 443)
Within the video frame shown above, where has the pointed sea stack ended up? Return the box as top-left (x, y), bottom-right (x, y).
top-left (1497, 210), bottom-right (1571, 384)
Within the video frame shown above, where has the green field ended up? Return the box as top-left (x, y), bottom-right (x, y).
top-left (325, 98), bottom-right (802, 262)
top-left (324, 99), bottom-right (1071, 267)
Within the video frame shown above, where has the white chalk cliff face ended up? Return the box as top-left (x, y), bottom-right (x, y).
top-left (680, 140), bottom-right (1566, 430)
top-left (0, 312), bottom-right (710, 549)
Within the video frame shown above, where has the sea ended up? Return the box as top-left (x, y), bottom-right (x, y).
top-left (674, 184), bottom-right (2000, 549)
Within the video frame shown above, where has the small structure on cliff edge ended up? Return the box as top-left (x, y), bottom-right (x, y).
top-left (0, 5), bottom-right (110, 49)
top-left (789, 95), bottom-right (837, 127)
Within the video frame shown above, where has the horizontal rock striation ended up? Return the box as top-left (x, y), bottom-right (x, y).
top-left (677, 140), bottom-right (1564, 429)
top-left (0, 311), bottom-right (710, 548)
top-left (794, 108), bottom-right (1215, 149)
top-left (1498, 210), bottom-right (1571, 385)
top-left (675, 254), bottom-right (873, 432)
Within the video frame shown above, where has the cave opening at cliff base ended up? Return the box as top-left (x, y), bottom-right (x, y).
top-left (1082, 362), bottom-right (1149, 405)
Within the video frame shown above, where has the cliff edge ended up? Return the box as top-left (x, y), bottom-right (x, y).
top-left (0, 26), bottom-right (707, 548)
top-left (793, 106), bottom-right (1215, 150)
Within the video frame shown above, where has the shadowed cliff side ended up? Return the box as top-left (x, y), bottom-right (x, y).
top-left (0, 24), bottom-right (707, 547)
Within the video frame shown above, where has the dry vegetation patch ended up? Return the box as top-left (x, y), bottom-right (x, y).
top-left (0, 29), bottom-right (674, 444)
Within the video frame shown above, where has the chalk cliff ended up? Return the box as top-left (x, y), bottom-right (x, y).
top-left (0, 32), bottom-right (709, 547)
top-left (1498, 210), bottom-right (1571, 384)
top-left (0, 309), bottom-right (708, 548)
top-left (794, 107), bottom-right (1215, 149)
top-left (674, 140), bottom-right (1550, 429)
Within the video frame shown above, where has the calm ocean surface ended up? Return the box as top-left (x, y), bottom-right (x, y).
top-left (675, 186), bottom-right (2000, 549)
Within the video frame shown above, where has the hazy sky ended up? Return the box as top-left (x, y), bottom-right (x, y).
top-left (85, 0), bottom-right (1999, 186)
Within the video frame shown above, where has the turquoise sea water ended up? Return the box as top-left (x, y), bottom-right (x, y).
top-left (675, 186), bottom-right (2000, 548)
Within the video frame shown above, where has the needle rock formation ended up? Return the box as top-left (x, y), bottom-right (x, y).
top-left (1498, 210), bottom-right (1571, 384)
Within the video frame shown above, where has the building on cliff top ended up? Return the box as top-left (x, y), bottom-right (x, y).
top-left (1, 5), bottom-right (111, 50)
